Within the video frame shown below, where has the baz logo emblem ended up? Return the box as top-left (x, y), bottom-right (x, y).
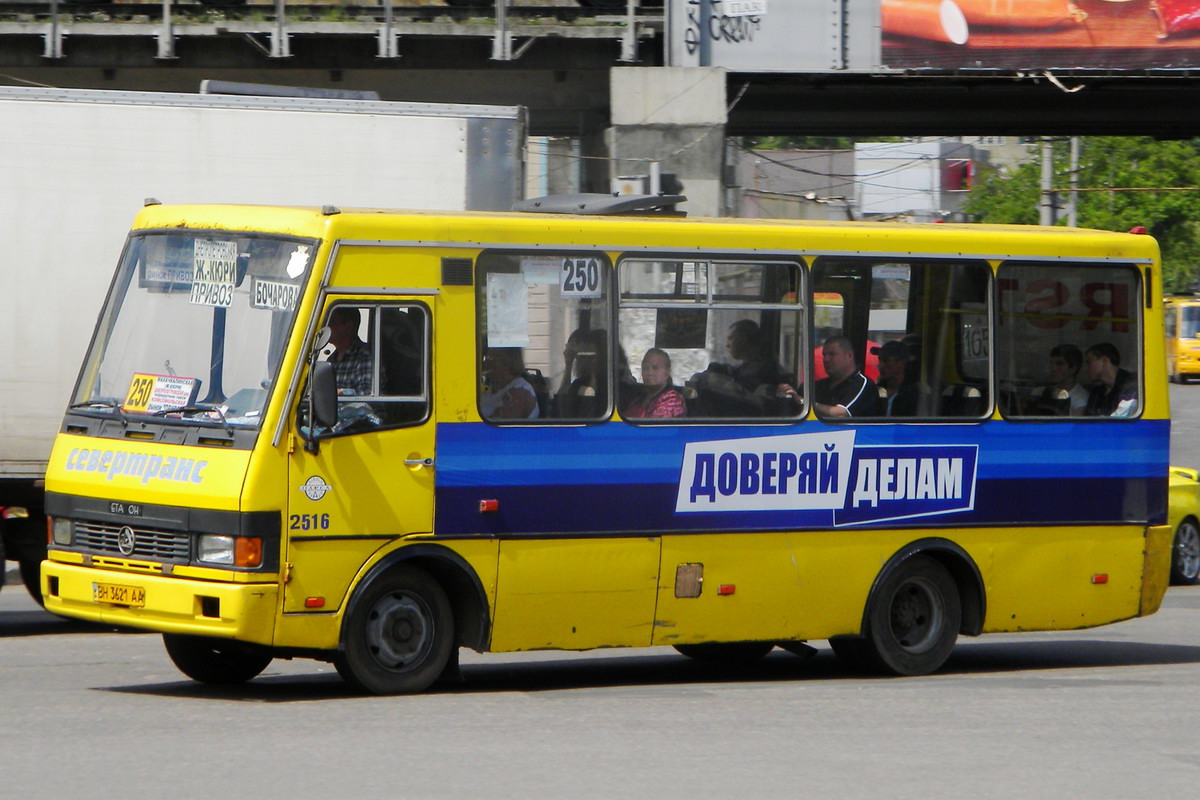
top-left (117, 526), bottom-right (136, 556)
top-left (300, 476), bottom-right (333, 501)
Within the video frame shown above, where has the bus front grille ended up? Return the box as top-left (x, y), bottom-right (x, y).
top-left (73, 521), bottom-right (190, 562)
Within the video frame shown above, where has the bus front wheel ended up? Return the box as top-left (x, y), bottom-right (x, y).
top-left (335, 565), bottom-right (453, 695)
top-left (163, 633), bottom-right (273, 685)
top-left (858, 555), bottom-right (961, 676)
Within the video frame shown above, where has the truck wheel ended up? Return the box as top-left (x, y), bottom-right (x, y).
top-left (19, 559), bottom-right (43, 605)
top-left (163, 633), bottom-right (273, 685)
top-left (859, 555), bottom-right (961, 676)
top-left (335, 565), bottom-right (453, 695)
top-left (673, 642), bottom-right (774, 661)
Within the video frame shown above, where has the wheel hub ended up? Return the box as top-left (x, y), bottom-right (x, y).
top-left (365, 592), bottom-right (433, 671)
top-left (1178, 522), bottom-right (1200, 580)
top-left (889, 579), bottom-right (944, 653)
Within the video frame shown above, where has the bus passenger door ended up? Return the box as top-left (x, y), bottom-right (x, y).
top-left (284, 299), bottom-right (435, 617)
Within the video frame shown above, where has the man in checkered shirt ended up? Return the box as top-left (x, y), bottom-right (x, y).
top-left (328, 306), bottom-right (373, 397)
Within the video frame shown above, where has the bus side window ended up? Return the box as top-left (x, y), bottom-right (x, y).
top-left (476, 251), bottom-right (614, 423)
top-left (996, 263), bottom-right (1142, 419)
top-left (811, 258), bottom-right (991, 420)
top-left (617, 258), bottom-right (804, 422)
top-left (315, 303), bottom-right (430, 434)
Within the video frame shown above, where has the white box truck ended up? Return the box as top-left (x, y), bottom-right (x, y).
top-left (0, 86), bottom-right (526, 600)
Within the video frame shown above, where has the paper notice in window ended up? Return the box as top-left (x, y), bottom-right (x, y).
top-left (487, 273), bottom-right (530, 347)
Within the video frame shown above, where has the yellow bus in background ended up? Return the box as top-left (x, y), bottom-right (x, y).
top-left (1165, 294), bottom-right (1200, 383)
top-left (40, 199), bottom-right (1171, 693)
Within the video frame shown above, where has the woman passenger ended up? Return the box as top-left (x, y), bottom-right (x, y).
top-left (624, 348), bottom-right (686, 419)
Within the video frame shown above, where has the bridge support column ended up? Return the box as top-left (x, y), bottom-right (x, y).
top-left (603, 67), bottom-right (728, 217)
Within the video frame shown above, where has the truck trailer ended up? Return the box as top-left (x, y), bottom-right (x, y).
top-left (0, 85), bottom-right (526, 600)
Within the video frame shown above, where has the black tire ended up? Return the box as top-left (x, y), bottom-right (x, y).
top-left (858, 555), bottom-right (961, 676)
top-left (335, 565), bottom-right (454, 695)
top-left (163, 633), bottom-right (273, 685)
top-left (442, 0), bottom-right (483, 6)
top-left (577, 0), bottom-right (627, 7)
top-left (1172, 518), bottom-right (1200, 585)
top-left (673, 641), bottom-right (775, 662)
top-left (20, 559), bottom-right (43, 606)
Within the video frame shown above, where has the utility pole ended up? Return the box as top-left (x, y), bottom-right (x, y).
top-left (1039, 137), bottom-right (1057, 226)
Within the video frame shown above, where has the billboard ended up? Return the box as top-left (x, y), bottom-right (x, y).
top-left (667, 0), bottom-right (1200, 71)
top-left (882, 0), bottom-right (1200, 70)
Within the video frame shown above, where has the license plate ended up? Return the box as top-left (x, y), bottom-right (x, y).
top-left (93, 582), bottom-right (145, 607)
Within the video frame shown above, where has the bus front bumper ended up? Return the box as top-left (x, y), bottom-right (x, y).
top-left (43, 560), bottom-right (278, 646)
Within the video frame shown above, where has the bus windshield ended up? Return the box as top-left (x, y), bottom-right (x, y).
top-left (71, 231), bottom-right (316, 429)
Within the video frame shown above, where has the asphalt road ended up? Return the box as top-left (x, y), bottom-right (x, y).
top-left (2, 385), bottom-right (1200, 798)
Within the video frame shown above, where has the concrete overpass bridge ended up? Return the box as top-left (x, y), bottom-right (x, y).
top-left (2, 1), bottom-right (1198, 213)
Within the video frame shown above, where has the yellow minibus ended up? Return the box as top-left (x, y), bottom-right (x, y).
top-left (41, 198), bottom-right (1171, 693)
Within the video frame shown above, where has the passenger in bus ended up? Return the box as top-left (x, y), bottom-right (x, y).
top-left (1084, 342), bottom-right (1138, 417)
top-left (871, 340), bottom-right (919, 417)
top-left (481, 348), bottom-right (539, 420)
top-left (328, 306), bottom-right (373, 397)
top-left (686, 320), bottom-right (792, 416)
top-left (1030, 344), bottom-right (1088, 416)
top-left (556, 328), bottom-right (608, 418)
top-left (624, 348), bottom-right (686, 419)
top-left (809, 335), bottom-right (879, 418)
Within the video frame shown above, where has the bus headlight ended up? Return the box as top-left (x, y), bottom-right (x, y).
top-left (198, 535), bottom-right (263, 568)
top-left (198, 535), bottom-right (235, 565)
top-left (51, 517), bottom-right (72, 546)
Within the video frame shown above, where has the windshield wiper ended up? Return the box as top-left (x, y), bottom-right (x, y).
top-left (68, 399), bottom-right (128, 428)
top-left (151, 404), bottom-right (235, 435)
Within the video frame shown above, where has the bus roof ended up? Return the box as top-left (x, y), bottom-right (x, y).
top-left (130, 203), bottom-right (1161, 264)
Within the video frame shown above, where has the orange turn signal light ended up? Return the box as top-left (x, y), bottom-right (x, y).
top-left (717, 584), bottom-right (736, 596)
top-left (480, 499), bottom-right (499, 513)
top-left (235, 537), bottom-right (263, 568)
top-left (1091, 574), bottom-right (1109, 585)
top-left (305, 597), bottom-right (326, 609)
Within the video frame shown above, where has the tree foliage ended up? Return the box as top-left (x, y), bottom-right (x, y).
top-left (965, 137), bottom-right (1200, 291)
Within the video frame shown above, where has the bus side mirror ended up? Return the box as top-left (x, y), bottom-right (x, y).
top-left (311, 361), bottom-right (338, 430)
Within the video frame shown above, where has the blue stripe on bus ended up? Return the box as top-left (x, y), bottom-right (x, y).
top-left (433, 420), bottom-right (1168, 535)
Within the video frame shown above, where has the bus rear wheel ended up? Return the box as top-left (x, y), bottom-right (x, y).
top-left (335, 565), bottom-right (453, 695)
top-left (859, 555), bottom-right (961, 676)
top-left (163, 633), bottom-right (273, 685)
top-left (673, 642), bottom-right (775, 662)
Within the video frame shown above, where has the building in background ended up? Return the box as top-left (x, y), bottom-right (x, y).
top-left (733, 136), bottom-right (1032, 223)
top-left (855, 140), bottom-right (985, 222)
